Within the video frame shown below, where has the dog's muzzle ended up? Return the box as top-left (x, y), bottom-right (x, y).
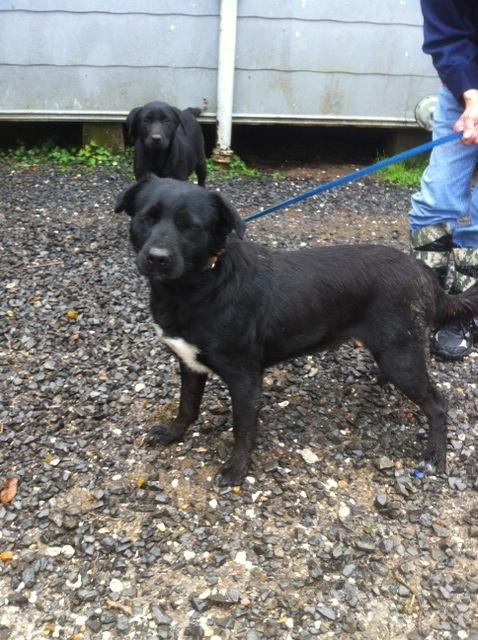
top-left (147, 246), bottom-right (171, 269)
top-left (147, 133), bottom-right (167, 150)
top-left (137, 245), bottom-right (183, 280)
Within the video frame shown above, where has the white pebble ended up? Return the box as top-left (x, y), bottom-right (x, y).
top-left (338, 503), bottom-right (350, 518)
top-left (61, 545), bottom-right (75, 558)
top-left (299, 448), bottom-right (319, 464)
top-left (109, 578), bottom-right (124, 593)
top-left (324, 478), bottom-right (338, 491)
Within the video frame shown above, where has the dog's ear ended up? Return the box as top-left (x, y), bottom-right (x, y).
top-left (210, 192), bottom-right (246, 239)
top-left (114, 178), bottom-right (145, 216)
top-left (171, 107), bottom-right (189, 133)
top-left (124, 106), bottom-right (142, 140)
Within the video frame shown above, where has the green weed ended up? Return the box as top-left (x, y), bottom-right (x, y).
top-left (376, 156), bottom-right (428, 188)
top-left (206, 154), bottom-right (261, 180)
top-left (0, 140), bottom-right (133, 174)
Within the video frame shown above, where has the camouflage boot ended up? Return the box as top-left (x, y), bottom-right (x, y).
top-left (431, 247), bottom-right (478, 360)
top-left (451, 247), bottom-right (478, 294)
top-left (409, 222), bottom-right (453, 288)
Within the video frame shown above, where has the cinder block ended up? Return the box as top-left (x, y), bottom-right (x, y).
top-left (82, 122), bottom-right (124, 153)
top-left (386, 129), bottom-right (430, 156)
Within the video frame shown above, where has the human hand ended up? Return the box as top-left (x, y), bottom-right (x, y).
top-left (454, 89), bottom-right (478, 145)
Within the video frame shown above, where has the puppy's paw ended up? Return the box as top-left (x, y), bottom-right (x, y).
top-left (216, 461), bottom-right (247, 487)
top-left (145, 424), bottom-right (185, 447)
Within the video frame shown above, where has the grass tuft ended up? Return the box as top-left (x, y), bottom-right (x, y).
top-left (376, 156), bottom-right (428, 188)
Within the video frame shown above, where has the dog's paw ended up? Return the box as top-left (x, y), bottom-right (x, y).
top-left (145, 424), bottom-right (184, 447)
top-left (216, 462), bottom-right (247, 487)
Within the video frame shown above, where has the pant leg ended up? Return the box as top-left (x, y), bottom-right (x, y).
top-left (410, 86), bottom-right (478, 232)
top-left (409, 87), bottom-right (478, 284)
top-left (452, 182), bottom-right (478, 249)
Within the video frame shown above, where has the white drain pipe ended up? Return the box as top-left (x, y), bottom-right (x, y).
top-left (212, 0), bottom-right (238, 163)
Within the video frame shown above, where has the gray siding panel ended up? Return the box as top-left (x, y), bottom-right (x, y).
top-left (0, 13), bottom-right (219, 67)
top-left (234, 71), bottom-right (430, 122)
top-left (235, 20), bottom-right (433, 76)
top-left (0, 67), bottom-right (215, 114)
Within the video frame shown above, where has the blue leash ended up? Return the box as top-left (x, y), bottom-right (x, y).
top-left (243, 131), bottom-right (462, 224)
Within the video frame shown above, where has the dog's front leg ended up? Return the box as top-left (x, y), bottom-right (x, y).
top-left (217, 371), bottom-right (263, 486)
top-left (146, 362), bottom-right (207, 447)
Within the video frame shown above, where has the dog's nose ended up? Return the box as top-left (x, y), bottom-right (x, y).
top-left (147, 247), bottom-right (171, 269)
top-left (151, 134), bottom-right (162, 142)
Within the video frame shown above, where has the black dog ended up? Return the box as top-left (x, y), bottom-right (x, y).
top-left (124, 101), bottom-right (207, 185)
top-left (115, 175), bottom-right (478, 486)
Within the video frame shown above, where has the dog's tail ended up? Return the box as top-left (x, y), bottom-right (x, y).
top-left (184, 107), bottom-right (202, 119)
top-left (435, 281), bottom-right (478, 326)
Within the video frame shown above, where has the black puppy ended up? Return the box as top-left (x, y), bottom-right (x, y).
top-left (115, 175), bottom-right (478, 486)
top-left (124, 100), bottom-right (207, 185)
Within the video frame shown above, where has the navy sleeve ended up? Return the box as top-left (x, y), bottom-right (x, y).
top-left (421, 0), bottom-right (478, 101)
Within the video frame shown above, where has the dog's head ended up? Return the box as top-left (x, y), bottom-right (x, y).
top-left (124, 101), bottom-right (186, 151)
top-left (115, 175), bottom-right (245, 282)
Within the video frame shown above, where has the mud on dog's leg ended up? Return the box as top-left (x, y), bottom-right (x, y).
top-left (146, 362), bottom-right (207, 446)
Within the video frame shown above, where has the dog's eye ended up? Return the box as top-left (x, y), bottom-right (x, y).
top-left (145, 208), bottom-right (160, 223)
top-left (176, 216), bottom-right (194, 231)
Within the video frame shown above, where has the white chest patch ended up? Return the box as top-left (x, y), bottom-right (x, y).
top-left (154, 325), bottom-right (211, 374)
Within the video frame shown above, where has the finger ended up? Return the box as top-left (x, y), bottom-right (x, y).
top-left (461, 128), bottom-right (478, 145)
top-left (462, 134), bottom-right (478, 145)
top-left (460, 116), bottom-right (478, 143)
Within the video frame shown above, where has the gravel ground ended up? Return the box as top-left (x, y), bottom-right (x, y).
top-left (1, 160), bottom-right (477, 640)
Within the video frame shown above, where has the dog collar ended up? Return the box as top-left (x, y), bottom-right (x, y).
top-left (206, 249), bottom-right (225, 270)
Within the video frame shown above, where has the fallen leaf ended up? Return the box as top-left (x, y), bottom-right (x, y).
top-left (1, 478), bottom-right (18, 504)
top-left (66, 309), bottom-right (78, 321)
top-left (43, 623), bottom-right (56, 635)
top-left (0, 551), bottom-right (14, 561)
top-left (135, 476), bottom-right (146, 488)
top-left (105, 596), bottom-right (132, 615)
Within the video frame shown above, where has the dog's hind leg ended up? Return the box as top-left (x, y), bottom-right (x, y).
top-left (145, 362), bottom-right (207, 446)
top-left (216, 369), bottom-right (263, 486)
top-left (373, 342), bottom-right (448, 473)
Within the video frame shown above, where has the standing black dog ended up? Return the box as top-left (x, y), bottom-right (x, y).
top-left (124, 100), bottom-right (207, 186)
top-left (115, 175), bottom-right (478, 486)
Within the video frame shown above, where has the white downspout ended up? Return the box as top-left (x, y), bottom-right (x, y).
top-left (212, 0), bottom-right (238, 165)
